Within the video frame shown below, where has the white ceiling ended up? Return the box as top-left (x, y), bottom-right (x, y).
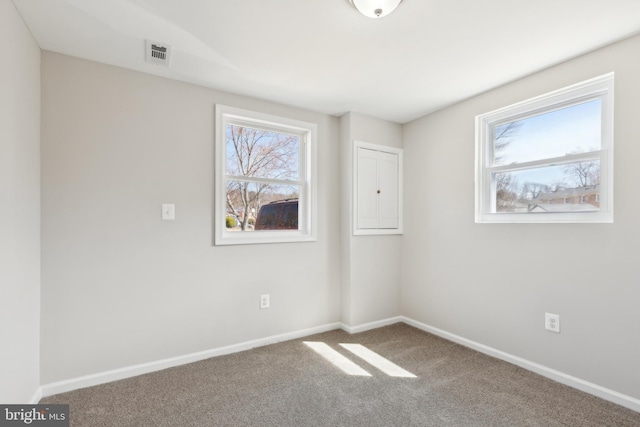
top-left (12, 0), bottom-right (640, 123)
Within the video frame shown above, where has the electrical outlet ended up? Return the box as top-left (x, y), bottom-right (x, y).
top-left (260, 294), bottom-right (270, 309)
top-left (545, 313), bottom-right (560, 333)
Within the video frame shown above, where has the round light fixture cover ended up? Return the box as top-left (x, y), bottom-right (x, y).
top-left (350, 0), bottom-right (403, 18)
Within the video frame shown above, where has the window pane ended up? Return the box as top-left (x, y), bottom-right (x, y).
top-left (226, 125), bottom-right (299, 180)
top-left (493, 99), bottom-right (601, 166)
top-left (494, 160), bottom-right (600, 213)
top-left (225, 181), bottom-right (300, 231)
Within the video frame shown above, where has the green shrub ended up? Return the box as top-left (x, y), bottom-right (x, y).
top-left (225, 216), bottom-right (236, 228)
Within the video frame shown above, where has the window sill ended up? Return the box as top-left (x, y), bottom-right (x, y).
top-left (215, 230), bottom-right (317, 246)
top-left (476, 212), bottom-right (613, 224)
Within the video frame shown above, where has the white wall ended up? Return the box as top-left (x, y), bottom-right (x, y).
top-left (402, 34), bottom-right (640, 400)
top-left (0, 0), bottom-right (41, 403)
top-left (40, 52), bottom-right (341, 384)
top-left (340, 112), bottom-right (402, 327)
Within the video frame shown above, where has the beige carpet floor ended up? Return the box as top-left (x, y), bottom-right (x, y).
top-left (40, 323), bottom-right (640, 426)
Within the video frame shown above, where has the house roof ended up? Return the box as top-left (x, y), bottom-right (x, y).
top-left (531, 184), bottom-right (600, 202)
top-left (529, 204), bottom-right (598, 213)
top-left (11, 0), bottom-right (640, 123)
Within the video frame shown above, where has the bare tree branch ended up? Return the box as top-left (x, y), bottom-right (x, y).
top-left (225, 126), bottom-right (299, 230)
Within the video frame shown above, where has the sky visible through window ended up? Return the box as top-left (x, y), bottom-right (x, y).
top-left (226, 125), bottom-right (300, 182)
top-left (493, 99), bottom-right (601, 190)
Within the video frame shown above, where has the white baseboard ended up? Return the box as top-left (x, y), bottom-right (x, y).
top-left (400, 316), bottom-right (640, 413)
top-left (29, 386), bottom-right (43, 404)
top-left (340, 316), bottom-right (403, 334)
top-left (41, 322), bottom-right (342, 398)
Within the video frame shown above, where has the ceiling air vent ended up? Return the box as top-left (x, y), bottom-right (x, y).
top-left (145, 40), bottom-right (171, 66)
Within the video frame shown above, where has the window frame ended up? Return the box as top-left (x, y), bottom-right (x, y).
top-left (475, 73), bottom-right (614, 223)
top-left (214, 105), bottom-right (317, 245)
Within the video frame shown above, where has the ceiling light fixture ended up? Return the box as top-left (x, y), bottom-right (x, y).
top-left (349, 0), bottom-right (403, 18)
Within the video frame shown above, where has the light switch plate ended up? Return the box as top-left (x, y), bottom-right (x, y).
top-left (162, 204), bottom-right (175, 220)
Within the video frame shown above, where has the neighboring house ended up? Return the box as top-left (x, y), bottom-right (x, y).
top-left (528, 184), bottom-right (600, 212)
top-left (529, 203), bottom-right (598, 213)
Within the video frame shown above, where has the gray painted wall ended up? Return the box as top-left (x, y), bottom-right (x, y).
top-left (40, 52), bottom-right (341, 384)
top-left (340, 112), bottom-right (402, 327)
top-left (402, 34), bottom-right (640, 400)
top-left (0, 0), bottom-right (41, 403)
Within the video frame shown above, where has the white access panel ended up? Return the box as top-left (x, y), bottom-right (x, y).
top-left (377, 151), bottom-right (399, 229)
top-left (353, 141), bottom-right (403, 235)
top-left (357, 147), bottom-right (379, 229)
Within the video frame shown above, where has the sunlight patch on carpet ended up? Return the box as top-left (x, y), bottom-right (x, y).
top-left (303, 342), bottom-right (372, 376)
top-left (340, 343), bottom-right (417, 378)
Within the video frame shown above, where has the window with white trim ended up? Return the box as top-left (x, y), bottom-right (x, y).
top-left (215, 105), bottom-right (317, 245)
top-left (475, 73), bottom-right (614, 223)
